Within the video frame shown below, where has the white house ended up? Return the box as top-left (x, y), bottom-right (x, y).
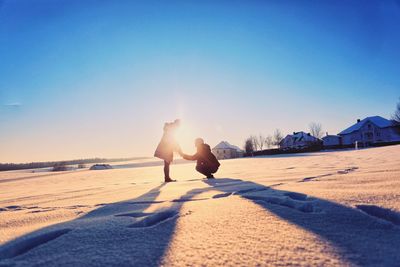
top-left (279, 131), bottom-right (321, 150)
top-left (322, 134), bottom-right (342, 148)
top-left (212, 141), bottom-right (244, 159)
top-left (338, 116), bottom-right (400, 146)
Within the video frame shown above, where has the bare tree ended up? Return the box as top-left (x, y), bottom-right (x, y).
top-left (244, 137), bottom-right (254, 153)
top-left (392, 98), bottom-right (400, 123)
top-left (309, 122), bottom-right (323, 139)
top-left (257, 134), bottom-right (266, 150)
top-left (265, 135), bottom-right (273, 149)
top-left (250, 135), bottom-right (258, 151)
top-left (273, 129), bottom-right (284, 148)
top-left (392, 98), bottom-right (400, 134)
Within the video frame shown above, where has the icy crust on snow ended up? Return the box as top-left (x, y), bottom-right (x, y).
top-left (0, 145), bottom-right (400, 266)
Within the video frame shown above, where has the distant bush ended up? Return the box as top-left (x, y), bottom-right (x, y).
top-left (89, 164), bottom-right (113, 170)
top-left (0, 157), bottom-right (147, 172)
top-left (52, 162), bottom-right (68, 172)
top-left (244, 138), bottom-right (254, 153)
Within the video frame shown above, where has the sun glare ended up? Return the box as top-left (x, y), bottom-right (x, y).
top-left (175, 122), bottom-right (197, 155)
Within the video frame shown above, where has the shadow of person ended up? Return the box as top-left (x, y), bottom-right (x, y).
top-left (203, 178), bottom-right (400, 266)
top-left (82, 183), bottom-right (166, 219)
top-left (0, 184), bottom-right (178, 266)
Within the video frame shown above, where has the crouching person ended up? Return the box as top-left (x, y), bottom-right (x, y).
top-left (179, 138), bottom-right (220, 179)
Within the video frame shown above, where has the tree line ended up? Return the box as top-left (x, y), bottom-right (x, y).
top-left (0, 157), bottom-right (147, 172)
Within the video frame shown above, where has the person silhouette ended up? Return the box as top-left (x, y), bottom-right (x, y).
top-left (179, 138), bottom-right (220, 179)
top-left (154, 119), bottom-right (181, 182)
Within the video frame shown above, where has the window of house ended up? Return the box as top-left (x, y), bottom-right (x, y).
top-left (368, 124), bottom-right (371, 129)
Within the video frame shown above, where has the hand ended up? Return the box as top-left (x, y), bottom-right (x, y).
top-left (177, 147), bottom-right (183, 156)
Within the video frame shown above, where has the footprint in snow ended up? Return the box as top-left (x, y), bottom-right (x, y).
top-left (171, 198), bottom-right (208, 203)
top-left (356, 204), bottom-right (400, 226)
top-left (5, 205), bottom-right (23, 211)
top-left (244, 195), bottom-right (316, 213)
top-left (0, 229), bottom-right (71, 260)
top-left (338, 167), bottom-right (358, 174)
top-left (115, 212), bottom-right (153, 218)
top-left (233, 187), bottom-right (269, 195)
top-left (129, 210), bottom-right (179, 228)
top-left (284, 192), bottom-right (310, 201)
top-left (212, 192), bottom-right (233, 199)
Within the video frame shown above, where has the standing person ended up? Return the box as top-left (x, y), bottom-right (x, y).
top-left (154, 119), bottom-right (181, 182)
top-left (179, 138), bottom-right (220, 179)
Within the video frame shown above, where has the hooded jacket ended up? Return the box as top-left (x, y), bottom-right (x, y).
top-left (181, 144), bottom-right (220, 171)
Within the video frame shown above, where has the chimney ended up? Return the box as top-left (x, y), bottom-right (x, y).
top-left (357, 119), bottom-right (361, 123)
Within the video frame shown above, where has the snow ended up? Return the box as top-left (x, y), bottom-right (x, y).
top-left (1, 145), bottom-right (400, 266)
top-left (339, 116), bottom-right (394, 135)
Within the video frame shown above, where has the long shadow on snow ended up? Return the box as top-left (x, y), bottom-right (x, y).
top-left (0, 184), bottom-right (180, 266)
top-left (204, 178), bottom-right (400, 266)
top-left (1, 179), bottom-right (400, 266)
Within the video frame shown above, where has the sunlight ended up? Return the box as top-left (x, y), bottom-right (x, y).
top-left (175, 121), bottom-right (198, 155)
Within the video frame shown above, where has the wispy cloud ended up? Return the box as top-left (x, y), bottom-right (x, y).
top-left (4, 102), bottom-right (22, 107)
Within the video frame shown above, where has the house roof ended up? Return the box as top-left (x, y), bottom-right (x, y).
top-left (280, 131), bottom-right (319, 144)
top-left (292, 131), bottom-right (319, 141)
top-left (338, 116), bottom-right (393, 135)
top-left (213, 141), bottom-right (243, 152)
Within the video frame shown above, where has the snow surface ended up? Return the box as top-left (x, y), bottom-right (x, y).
top-left (1, 145), bottom-right (400, 266)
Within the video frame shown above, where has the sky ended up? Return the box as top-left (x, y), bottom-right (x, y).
top-left (1, 0), bottom-right (400, 163)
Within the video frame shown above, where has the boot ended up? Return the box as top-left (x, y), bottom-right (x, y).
top-left (165, 177), bottom-right (176, 183)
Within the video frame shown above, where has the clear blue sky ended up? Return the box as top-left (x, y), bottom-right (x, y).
top-left (1, 0), bottom-right (399, 162)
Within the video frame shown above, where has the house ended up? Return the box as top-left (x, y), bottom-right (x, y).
top-left (322, 134), bottom-right (342, 148)
top-left (279, 131), bottom-right (321, 150)
top-left (212, 141), bottom-right (244, 159)
top-left (338, 116), bottom-right (400, 147)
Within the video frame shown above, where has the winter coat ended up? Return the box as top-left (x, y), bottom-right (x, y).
top-left (154, 122), bottom-right (179, 163)
top-left (181, 144), bottom-right (220, 172)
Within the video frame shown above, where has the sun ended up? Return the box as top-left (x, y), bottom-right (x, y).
top-left (175, 122), bottom-right (197, 155)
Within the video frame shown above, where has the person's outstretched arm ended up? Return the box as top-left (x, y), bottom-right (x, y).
top-left (178, 148), bottom-right (198, 161)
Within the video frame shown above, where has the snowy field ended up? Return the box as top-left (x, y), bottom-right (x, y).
top-left (1, 145), bottom-right (400, 266)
